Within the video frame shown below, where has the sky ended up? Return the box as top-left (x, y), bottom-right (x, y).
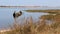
top-left (0, 0), bottom-right (60, 7)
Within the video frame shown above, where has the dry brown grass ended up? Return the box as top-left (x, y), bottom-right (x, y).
top-left (1, 15), bottom-right (60, 34)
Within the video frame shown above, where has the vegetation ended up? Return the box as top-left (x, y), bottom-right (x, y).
top-left (0, 14), bottom-right (60, 34)
top-left (25, 10), bottom-right (60, 14)
top-left (1, 10), bottom-right (60, 34)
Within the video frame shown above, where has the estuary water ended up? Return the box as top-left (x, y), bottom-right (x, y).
top-left (0, 7), bottom-right (50, 29)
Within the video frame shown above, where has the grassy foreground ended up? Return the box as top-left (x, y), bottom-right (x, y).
top-left (1, 14), bottom-right (60, 34)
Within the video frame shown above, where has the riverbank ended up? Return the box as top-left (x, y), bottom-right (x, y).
top-left (0, 29), bottom-right (11, 33)
top-left (25, 10), bottom-right (60, 13)
top-left (1, 14), bottom-right (60, 34)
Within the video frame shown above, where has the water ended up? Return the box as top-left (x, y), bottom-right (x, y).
top-left (0, 7), bottom-right (49, 29)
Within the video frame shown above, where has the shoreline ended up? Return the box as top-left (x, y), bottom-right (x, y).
top-left (0, 29), bottom-right (11, 33)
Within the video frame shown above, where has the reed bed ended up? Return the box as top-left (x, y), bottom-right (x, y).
top-left (1, 15), bottom-right (60, 34)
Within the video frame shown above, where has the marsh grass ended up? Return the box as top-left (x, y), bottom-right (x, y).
top-left (1, 15), bottom-right (60, 34)
top-left (25, 10), bottom-right (60, 15)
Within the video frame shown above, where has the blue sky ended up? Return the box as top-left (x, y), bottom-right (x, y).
top-left (0, 0), bottom-right (60, 7)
